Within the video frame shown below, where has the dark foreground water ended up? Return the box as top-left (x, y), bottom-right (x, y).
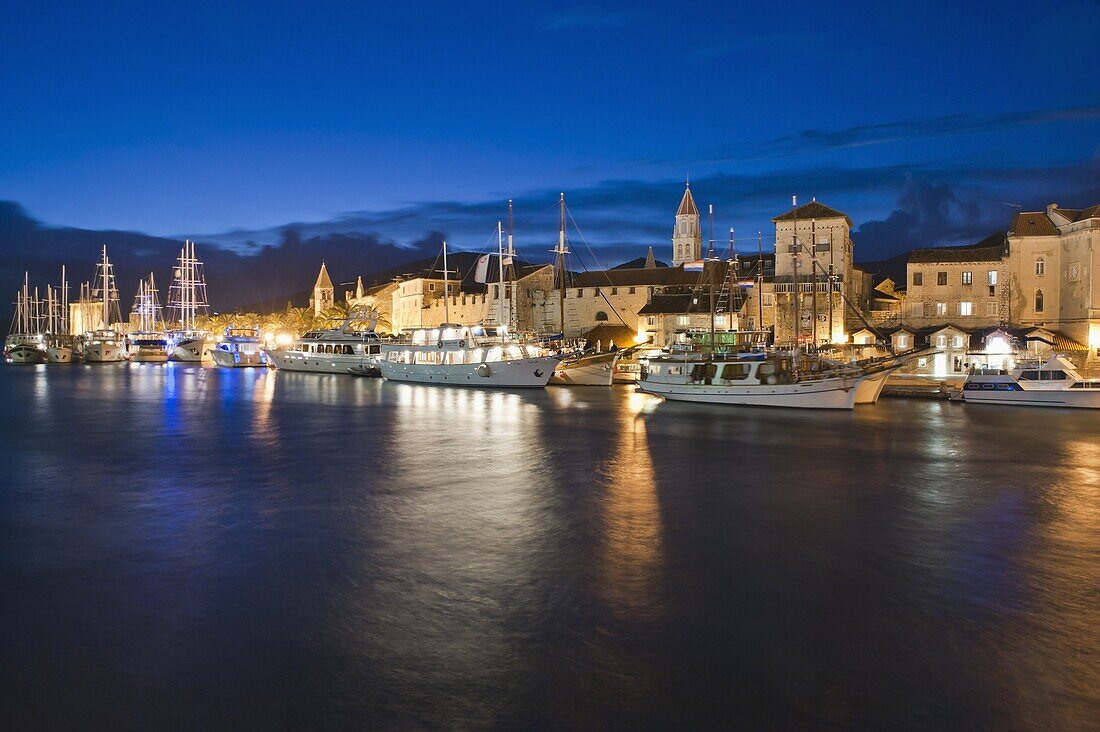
top-left (1, 364), bottom-right (1098, 729)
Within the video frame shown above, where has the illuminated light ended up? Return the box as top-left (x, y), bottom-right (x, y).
top-left (275, 332), bottom-right (293, 346)
top-left (1088, 323), bottom-right (1100, 351)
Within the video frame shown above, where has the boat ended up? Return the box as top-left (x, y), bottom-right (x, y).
top-left (612, 345), bottom-right (663, 384)
top-left (377, 240), bottom-right (560, 387)
top-left (44, 267), bottom-right (74, 363)
top-left (6, 273), bottom-right (47, 364)
top-left (166, 240), bottom-right (211, 362)
top-left (208, 326), bottom-right (270, 367)
top-left (265, 311), bottom-right (384, 375)
top-left (379, 322), bottom-right (561, 387)
top-left (127, 273), bottom-right (169, 363)
top-left (550, 349), bottom-right (620, 386)
top-left (81, 247), bottom-right (127, 363)
top-left (958, 355), bottom-right (1100, 408)
top-left (640, 350), bottom-right (871, 409)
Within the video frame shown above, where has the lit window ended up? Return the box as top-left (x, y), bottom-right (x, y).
top-left (961, 271), bottom-right (972, 285)
top-left (897, 335), bottom-right (908, 349)
top-left (936, 302), bottom-right (947, 316)
top-left (1035, 258), bottom-right (1045, 276)
top-left (987, 270), bottom-right (998, 286)
top-left (677, 315), bottom-right (690, 327)
top-left (986, 302), bottom-right (998, 316)
top-left (959, 301), bottom-right (973, 316)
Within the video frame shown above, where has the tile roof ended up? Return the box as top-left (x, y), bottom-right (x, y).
top-left (772, 201), bottom-right (852, 225)
top-left (676, 186), bottom-right (699, 216)
top-left (313, 262), bottom-right (334, 289)
top-left (1010, 211), bottom-right (1059, 236)
top-left (638, 292), bottom-right (717, 315)
top-left (573, 261), bottom-right (728, 288)
top-left (908, 232), bottom-right (1008, 263)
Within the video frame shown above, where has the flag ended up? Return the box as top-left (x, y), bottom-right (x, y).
top-left (473, 254), bottom-right (490, 283)
top-left (683, 260), bottom-right (705, 271)
top-left (501, 255), bottom-right (514, 266)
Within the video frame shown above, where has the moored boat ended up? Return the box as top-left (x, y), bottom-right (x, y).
top-left (549, 349), bottom-right (620, 386)
top-left (166, 240), bottom-right (211, 362)
top-left (128, 273), bottom-right (169, 362)
top-left (81, 247), bottom-right (126, 363)
top-left (209, 327), bottom-right (269, 367)
top-left (959, 355), bottom-right (1100, 408)
top-left (266, 313), bottom-right (383, 375)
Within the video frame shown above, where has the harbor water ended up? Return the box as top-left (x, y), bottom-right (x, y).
top-left (2, 364), bottom-right (1098, 728)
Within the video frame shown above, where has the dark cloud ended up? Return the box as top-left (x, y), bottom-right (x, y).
top-left (651, 106), bottom-right (1100, 165)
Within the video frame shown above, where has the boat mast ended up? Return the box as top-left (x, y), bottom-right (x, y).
top-left (555, 193), bottom-right (568, 338)
top-left (100, 246), bottom-right (110, 330)
top-left (33, 286), bottom-right (41, 334)
top-left (22, 272), bottom-right (29, 334)
top-left (757, 231), bottom-right (763, 335)
top-left (497, 221), bottom-right (506, 327)
top-left (508, 199), bottom-right (516, 330)
top-left (810, 218), bottom-right (818, 349)
top-left (61, 265), bottom-right (68, 336)
top-left (790, 198), bottom-right (801, 379)
top-left (442, 240), bottom-right (450, 324)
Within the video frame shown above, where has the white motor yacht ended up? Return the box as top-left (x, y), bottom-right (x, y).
top-left (379, 323), bottom-right (561, 388)
top-left (959, 355), bottom-right (1100, 408)
top-left (209, 327), bottom-right (269, 368)
top-left (266, 315), bottom-right (383, 375)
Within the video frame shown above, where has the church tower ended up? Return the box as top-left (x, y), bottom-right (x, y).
top-left (311, 261), bottom-right (334, 316)
top-left (672, 183), bottom-right (701, 266)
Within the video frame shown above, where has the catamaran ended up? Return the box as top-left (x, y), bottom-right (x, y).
top-left (265, 310), bottom-right (384, 375)
top-left (82, 246), bottom-right (126, 363)
top-left (128, 273), bottom-right (169, 362)
top-left (166, 240), bottom-right (210, 362)
top-left (959, 355), bottom-right (1100, 408)
top-left (378, 240), bottom-right (561, 387)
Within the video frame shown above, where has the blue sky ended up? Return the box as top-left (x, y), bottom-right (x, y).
top-left (1, 0), bottom-right (1098, 262)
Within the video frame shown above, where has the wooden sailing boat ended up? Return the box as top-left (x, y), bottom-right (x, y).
top-left (82, 246), bottom-right (126, 362)
top-left (129, 273), bottom-right (169, 362)
top-left (6, 272), bottom-right (47, 364)
top-left (45, 266), bottom-right (74, 363)
top-left (167, 240), bottom-right (211, 362)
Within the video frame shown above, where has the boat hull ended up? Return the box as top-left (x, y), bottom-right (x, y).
top-left (549, 352), bottom-right (617, 386)
top-left (854, 367), bottom-right (895, 405)
top-left (45, 346), bottom-right (73, 363)
top-left (82, 343), bottom-right (126, 363)
top-left (640, 375), bottom-right (864, 409)
top-left (171, 337), bottom-right (207, 362)
top-left (209, 348), bottom-right (269, 368)
top-left (266, 349), bottom-right (379, 375)
top-left (131, 352), bottom-right (169, 363)
top-left (961, 390), bottom-right (1100, 409)
top-left (379, 355), bottom-right (559, 388)
top-left (8, 345), bottom-right (46, 364)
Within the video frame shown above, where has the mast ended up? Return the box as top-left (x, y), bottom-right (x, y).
top-left (508, 199), bottom-right (516, 330)
top-left (61, 265), bottom-right (68, 335)
top-left (554, 193), bottom-right (569, 337)
top-left (33, 286), bottom-right (41, 334)
top-left (442, 240), bottom-right (450, 324)
top-left (810, 218), bottom-right (818, 349)
top-left (757, 231), bottom-right (763, 334)
top-left (707, 204), bottom-right (715, 259)
top-left (790, 197), bottom-right (800, 379)
top-left (22, 272), bottom-right (29, 334)
top-left (497, 221), bottom-right (506, 327)
top-left (101, 246), bottom-right (110, 330)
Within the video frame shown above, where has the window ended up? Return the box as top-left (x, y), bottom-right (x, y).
top-left (987, 270), bottom-right (998, 286)
top-left (897, 335), bottom-right (908, 349)
top-left (953, 336), bottom-right (964, 348)
top-left (1035, 289), bottom-right (1044, 313)
top-left (937, 272), bottom-right (948, 286)
top-left (1035, 258), bottom-right (1045, 276)
top-left (762, 293), bottom-right (775, 307)
top-left (594, 287), bottom-right (601, 296)
top-left (936, 335), bottom-right (947, 347)
top-left (986, 302), bottom-right (998, 316)
top-left (912, 272), bottom-right (923, 287)
top-left (594, 311), bottom-right (609, 322)
top-left (911, 303), bottom-right (924, 318)
top-left (646, 316), bottom-right (656, 326)
top-left (576, 288), bottom-right (584, 298)
top-left (788, 237), bottom-right (800, 253)
top-left (493, 285), bottom-right (499, 299)
top-left (428, 283), bottom-right (436, 291)
top-left (628, 287), bottom-right (636, 295)
top-left (936, 302), bottom-right (947, 316)
top-left (721, 363), bottom-right (751, 381)
top-left (610, 287), bottom-right (617, 295)
top-left (814, 235), bottom-right (831, 253)
top-left (961, 271), bottom-right (972, 285)
top-left (959, 301), bottom-right (973, 316)
top-left (676, 315), bottom-right (690, 327)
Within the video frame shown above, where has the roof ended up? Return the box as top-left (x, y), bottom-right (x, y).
top-left (638, 292), bottom-right (718, 315)
top-left (1010, 212), bottom-right (1059, 236)
top-left (772, 200), bottom-right (852, 226)
top-left (908, 232), bottom-right (1008, 263)
top-left (676, 185), bottom-right (699, 217)
top-left (314, 262), bottom-right (334, 289)
top-left (573, 261), bottom-right (729, 288)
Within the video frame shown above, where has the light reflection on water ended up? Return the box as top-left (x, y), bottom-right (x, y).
top-left (0, 366), bottom-right (1098, 728)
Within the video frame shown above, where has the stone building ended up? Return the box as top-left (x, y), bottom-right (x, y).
top-left (904, 233), bottom-right (1009, 328)
top-left (671, 184), bottom-right (702, 266)
top-left (310, 262), bottom-right (334, 316)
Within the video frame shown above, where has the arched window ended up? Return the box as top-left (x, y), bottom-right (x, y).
top-left (1035, 257), bottom-right (1045, 276)
top-left (595, 311), bottom-right (609, 322)
top-left (1035, 289), bottom-right (1044, 313)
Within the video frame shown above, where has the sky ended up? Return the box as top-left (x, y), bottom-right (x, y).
top-left (2, 0), bottom-right (1099, 280)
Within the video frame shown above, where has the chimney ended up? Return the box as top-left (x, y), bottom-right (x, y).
top-left (1046, 203), bottom-right (1059, 216)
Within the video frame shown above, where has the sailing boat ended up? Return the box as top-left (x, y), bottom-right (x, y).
top-left (166, 240), bottom-right (210, 362)
top-left (377, 240), bottom-right (562, 387)
top-left (5, 273), bottom-right (47, 364)
top-left (45, 266), bottom-right (74, 363)
top-left (82, 246), bottom-right (126, 363)
top-left (548, 194), bottom-right (623, 386)
top-left (128, 273), bottom-right (169, 362)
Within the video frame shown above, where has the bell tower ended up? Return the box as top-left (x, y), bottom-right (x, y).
top-left (672, 183), bottom-right (701, 266)
top-left (311, 261), bottom-right (334, 316)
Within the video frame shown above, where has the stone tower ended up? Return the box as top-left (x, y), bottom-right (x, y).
top-left (311, 262), bottom-right (334, 316)
top-left (672, 183), bottom-right (701, 266)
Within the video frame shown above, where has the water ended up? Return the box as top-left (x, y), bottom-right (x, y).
top-left (1, 364), bottom-right (1098, 729)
